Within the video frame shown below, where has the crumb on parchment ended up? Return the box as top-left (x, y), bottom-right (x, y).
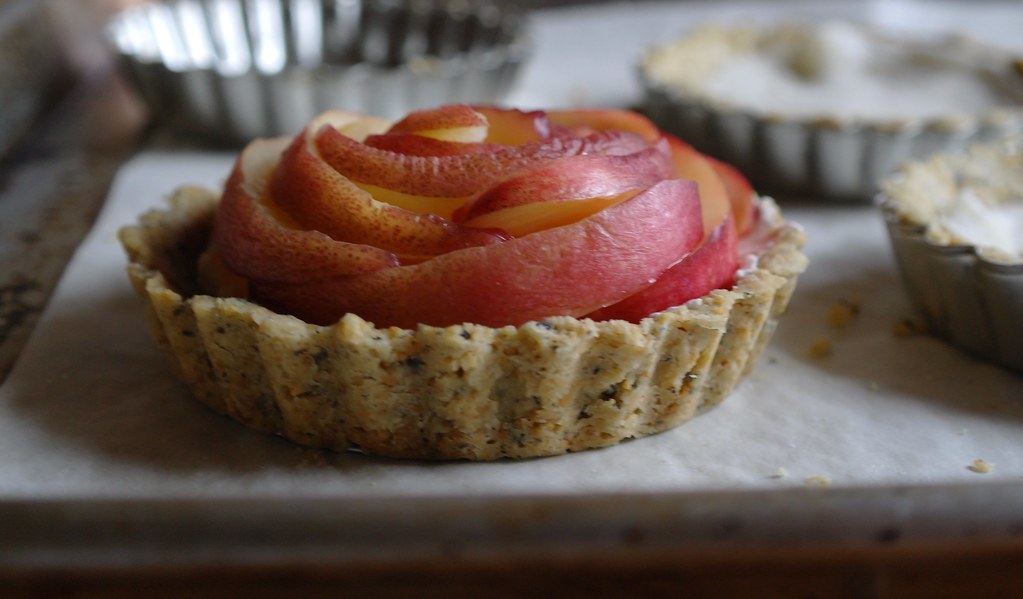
top-left (892, 317), bottom-right (927, 338)
top-left (827, 298), bottom-right (861, 330)
top-left (769, 467), bottom-right (789, 479)
top-left (807, 297), bottom-right (862, 360)
top-left (968, 459), bottom-right (994, 474)
top-left (808, 336), bottom-right (833, 359)
top-left (804, 475), bottom-right (831, 488)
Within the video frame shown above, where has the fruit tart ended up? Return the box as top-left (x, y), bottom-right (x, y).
top-left (119, 104), bottom-right (807, 460)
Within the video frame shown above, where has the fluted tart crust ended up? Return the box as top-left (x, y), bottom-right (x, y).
top-left (120, 186), bottom-right (806, 460)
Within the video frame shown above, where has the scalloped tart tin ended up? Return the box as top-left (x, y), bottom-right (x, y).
top-left (108, 0), bottom-right (530, 144)
top-left (640, 22), bottom-right (1023, 202)
top-left (880, 141), bottom-right (1023, 373)
top-left (119, 188), bottom-right (807, 460)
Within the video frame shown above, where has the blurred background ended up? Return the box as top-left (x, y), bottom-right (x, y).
top-left (0, 0), bottom-right (124, 158)
top-left (4, 0), bottom-right (1021, 157)
top-left (3, 0), bottom-right (601, 157)
top-left (3, 0), bottom-right (638, 154)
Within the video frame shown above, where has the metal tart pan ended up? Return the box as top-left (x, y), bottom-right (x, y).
top-left (108, 0), bottom-right (530, 144)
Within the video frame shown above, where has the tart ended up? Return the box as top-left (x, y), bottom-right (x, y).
top-left (119, 104), bottom-right (807, 460)
top-left (640, 21), bottom-right (1023, 202)
top-left (881, 140), bottom-right (1023, 373)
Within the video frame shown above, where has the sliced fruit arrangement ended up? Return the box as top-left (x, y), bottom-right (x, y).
top-left (210, 104), bottom-right (758, 328)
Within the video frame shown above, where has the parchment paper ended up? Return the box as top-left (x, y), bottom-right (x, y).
top-left (1, 0), bottom-right (1021, 500)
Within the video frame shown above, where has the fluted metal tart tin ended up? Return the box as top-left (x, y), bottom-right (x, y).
top-left (880, 141), bottom-right (1023, 373)
top-left (640, 22), bottom-right (1023, 203)
top-left (108, 0), bottom-right (530, 145)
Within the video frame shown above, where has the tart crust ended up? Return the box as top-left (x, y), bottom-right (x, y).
top-left (881, 142), bottom-right (1023, 373)
top-left (640, 23), bottom-right (1023, 202)
top-left (120, 187), bottom-right (807, 460)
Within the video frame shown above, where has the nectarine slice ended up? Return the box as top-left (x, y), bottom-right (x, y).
top-left (250, 179), bottom-right (705, 328)
top-left (475, 106), bottom-right (552, 146)
top-left (387, 104), bottom-right (488, 142)
top-left (363, 133), bottom-right (503, 156)
top-left (705, 154), bottom-right (755, 236)
top-left (666, 135), bottom-right (731, 238)
top-left (460, 148), bottom-right (675, 235)
top-left (271, 132), bottom-right (505, 257)
top-left (586, 214), bottom-right (739, 323)
top-left (215, 139), bottom-right (399, 284)
top-left (548, 108), bottom-right (663, 143)
top-left (314, 125), bottom-right (651, 198)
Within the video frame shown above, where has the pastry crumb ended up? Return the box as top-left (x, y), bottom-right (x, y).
top-left (804, 475), bottom-right (831, 488)
top-left (892, 317), bottom-right (927, 338)
top-left (968, 459), bottom-right (994, 474)
top-left (807, 336), bottom-right (833, 359)
top-left (827, 298), bottom-right (860, 330)
top-left (769, 467), bottom-right (789, 479)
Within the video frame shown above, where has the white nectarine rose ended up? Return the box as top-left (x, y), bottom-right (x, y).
top-left (210, 105), bottom-right (756, 328)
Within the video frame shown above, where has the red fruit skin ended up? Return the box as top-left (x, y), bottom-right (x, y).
top-left (705, 154), bottom-right (756, 236)
top-left (585, 214), bottom-right (739, 323)
top-left (474, 106), bottom-right (553, 145)
top-left (386, 103), bottom-right (488, 135)
top-left (457, 145), bottom-right (675, 222)
top-left (214, 140), bottom-right (399, 284)
top-left (667, 134), bottom-right (755, 237)
top-left (270, 131), bottom-right (505, 258)
top-left (249, 179), bottom-right (705, 328)
top-left (360, 106), bottom-right (554, 156)
top-left (547, 108), bottom-right (664, 142)
top-left (313, 125), bottom-right (651, 198)
top-left (214, 106), bottom-right (757, 328)
top-left (363, 133), bottom-right (504, 156)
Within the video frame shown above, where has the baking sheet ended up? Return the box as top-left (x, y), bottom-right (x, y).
top-left (1, 0), bottom-right (1021, 501)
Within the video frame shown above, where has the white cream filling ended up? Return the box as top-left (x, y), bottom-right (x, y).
top-left (933, 188), bottom-right (1023, 261)
top-left (737, 195), bottom-right (785, 276)
top-left (673, 22), bottom-right (1019, 121)
top-left (891, 144), bottom-right (1023, 263)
